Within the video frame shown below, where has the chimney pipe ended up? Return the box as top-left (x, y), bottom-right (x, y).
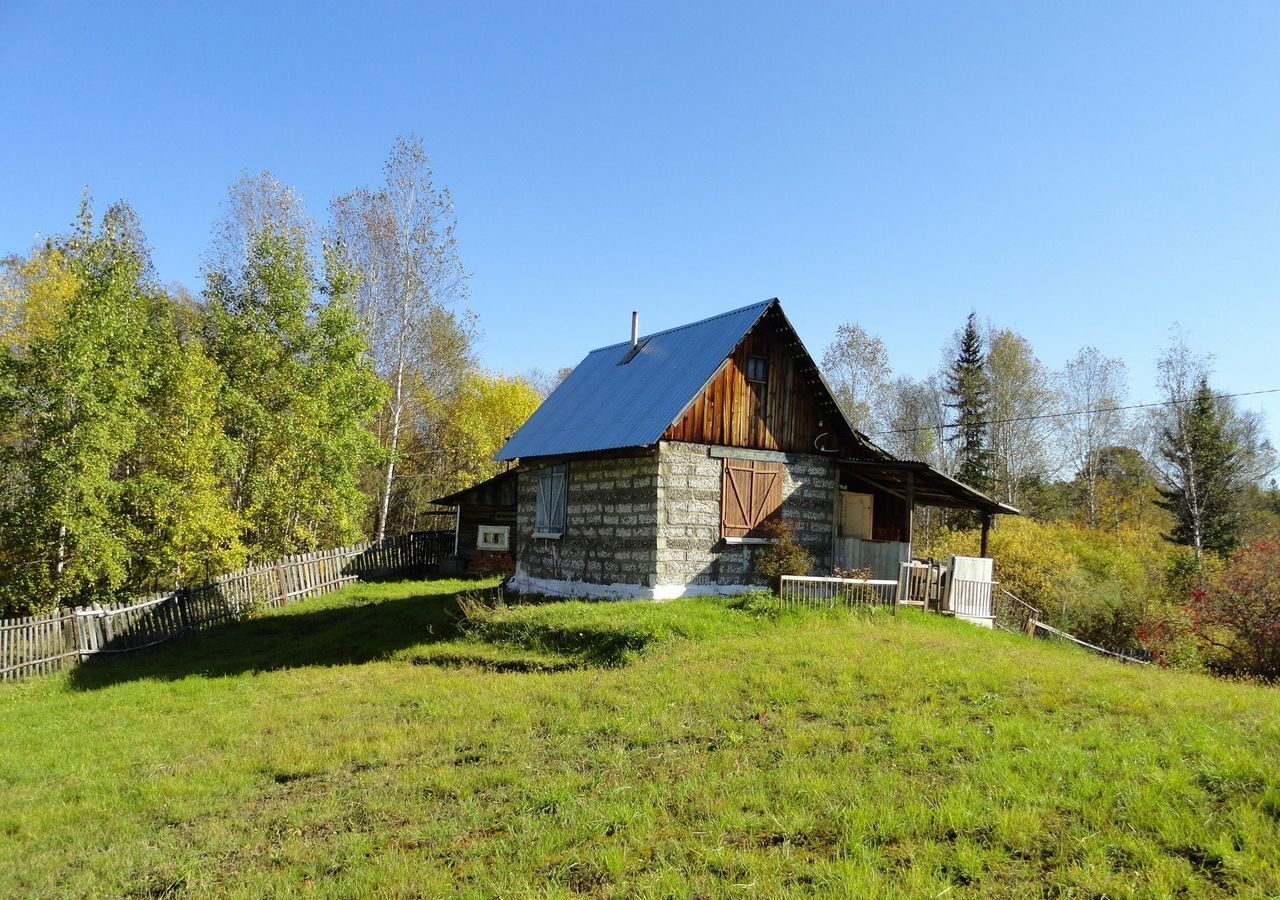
top-left (631, 311), bottom-right (639, 349)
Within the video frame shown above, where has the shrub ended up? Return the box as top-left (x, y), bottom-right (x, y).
top-left (1054, 569), bottom-right (1148, 654)
top-left (927, 517), bottom-right (1182, 656)
top-left (1189, 540), bottom-right (1280, 679)
top-left (926, 518), bottom-right (1075, 613)
top-left (832, 566), bottom-right (874, 580)
top-left (754, 519), bottom-right (814, 590)
top-left (1136, 602), bottom-right (1202, 669)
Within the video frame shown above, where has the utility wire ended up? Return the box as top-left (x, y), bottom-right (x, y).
top-left (865, 387), bottom-right (1280, 437)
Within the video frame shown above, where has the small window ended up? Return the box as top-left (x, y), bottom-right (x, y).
top-left (534, 464), bottom-right (567, 537)
top-left (746, 356), bottom-right (768, 383)
top-left (477, 525), bottom-right (510, 551)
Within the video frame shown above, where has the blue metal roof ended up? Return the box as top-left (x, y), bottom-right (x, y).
top-left (496, 299), bottom-right (776, 460)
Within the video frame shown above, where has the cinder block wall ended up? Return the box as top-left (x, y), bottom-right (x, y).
top-left (516, 455), bottom-right (660, 586)
top-left (656, 441), bottom-right (835, 588)
top-left (515, 444), bottom-right (836, 593)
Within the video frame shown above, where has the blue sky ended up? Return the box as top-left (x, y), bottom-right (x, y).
top-left (2, 2), bottom-right (1277, 440)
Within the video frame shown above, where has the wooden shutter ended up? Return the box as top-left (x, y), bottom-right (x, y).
top-left (535, 464), bottom-right (567, 534)
top-left (722, 463), bottom-right (752, 538)
top-left (721, 459), bottom-right (783, 538)
top-left (549, 466), bottom-right (567, 531)
top-left (535, 470), bottom-right (551, 532)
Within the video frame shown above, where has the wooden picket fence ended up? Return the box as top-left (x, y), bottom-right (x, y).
top-left (0, 609), bottom-right (81, 680)
top-left (0, 531), bottom-right (451, 683)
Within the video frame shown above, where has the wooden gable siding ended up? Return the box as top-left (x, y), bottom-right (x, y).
top-left (663, 314), bottom-right (830, 453)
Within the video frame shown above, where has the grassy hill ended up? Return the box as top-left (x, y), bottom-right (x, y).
top-left (2, 579), bottom-right (1278, 897)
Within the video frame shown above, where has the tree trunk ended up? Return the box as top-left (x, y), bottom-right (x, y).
top-left (54, 523), bottom-right (67, 605)
top-left (1084, 452), bottom-right (1100, 528)
top-left (376, 349), bottom-right (406, 544)
top-left (1179, 413), bottom-right (1204, 571)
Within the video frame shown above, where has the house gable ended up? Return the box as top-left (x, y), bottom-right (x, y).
top-left (495, 300), bottom-right (776, 461)
top-left (664, 302), bottom-right (875, 457)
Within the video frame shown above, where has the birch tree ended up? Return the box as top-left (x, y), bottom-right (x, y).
top-left (985, 326), bottom-right (1054, 507)
top-left (205, 182), bottom-right (383, 560)
top-left (435, 372), bottom-right (542, 495)
top-left (330, 135), bottom-right (471, 542)
top-left (525, 365), bottom-right (575, 399)
top-left (880, 375), bottom-right (945, 466)
top-left (0, 201), bottom-right (159, 611)
top-left (821, 322), bottom-right (892, 432)
top-left (1055, 346), bottom-right (1128, 527)
top-left (205, 170), bottom-right (311, 292)
top-left (880, 374), bottom-right (951, 547)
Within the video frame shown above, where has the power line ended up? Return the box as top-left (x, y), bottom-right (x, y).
top-left (865, 387), bottom-right (1280, 437)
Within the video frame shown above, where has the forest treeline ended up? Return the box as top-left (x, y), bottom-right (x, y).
top-left (0, 137), bottom-right (542, 615)
top-left (822, 314), bottom-right (1280, 675)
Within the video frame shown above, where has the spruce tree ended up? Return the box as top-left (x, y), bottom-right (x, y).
top-left (1156, 377), bottom-right (1242, 561)
top-left (945, 313), bottom-right (993, 524)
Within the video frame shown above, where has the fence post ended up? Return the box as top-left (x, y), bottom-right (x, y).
top-left (100, 602), bottom-right (114, 647)
top-left (63, 608), bottom-right (80, 666)
top-left (175, 588), bottom-right (191, 635)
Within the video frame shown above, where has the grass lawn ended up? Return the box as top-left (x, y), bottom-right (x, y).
top-left (2, 578), bottom-right (1279, 897)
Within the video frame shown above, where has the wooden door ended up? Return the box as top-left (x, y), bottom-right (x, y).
top-left (839, 491), bottom-right (874, 540)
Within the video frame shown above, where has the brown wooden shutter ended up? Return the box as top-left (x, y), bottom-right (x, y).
top-left (723, 462), bottom-right (752, 538)
top-left (721, 459), bottom-right (784, 538)
top-left (752, 464), bottom-right (782, 537)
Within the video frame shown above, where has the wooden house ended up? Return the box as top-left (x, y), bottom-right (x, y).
top-left (433, 299), bottom-right (1015, 598)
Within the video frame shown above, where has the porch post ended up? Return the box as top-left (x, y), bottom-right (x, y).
top-left (980, 512), bottom-right (993, 558)
top-left (905, 471), bottom-right (915, 561)
top-left (453, 505), bottom-right (461, 557)
top-left (831, 470), bottom-right (841, 570)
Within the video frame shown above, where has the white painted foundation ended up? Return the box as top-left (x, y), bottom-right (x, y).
top-left (509, 569), bottom-right (759, 602)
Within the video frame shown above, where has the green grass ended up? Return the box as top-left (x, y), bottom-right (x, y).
top-left (2, 578), bottom-right (1279, 897)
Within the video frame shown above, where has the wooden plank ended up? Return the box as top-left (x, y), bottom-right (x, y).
top-left (274, 561), bottom-right (287, 608)
top-left (708, 446), bottom-right (790, 463)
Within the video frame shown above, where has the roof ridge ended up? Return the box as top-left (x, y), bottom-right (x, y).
top-left (589, 298), bottom-right (776, 353)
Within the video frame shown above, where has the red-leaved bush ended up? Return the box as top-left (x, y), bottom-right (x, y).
top-left (1188, 540), bottom-right (1280, 679)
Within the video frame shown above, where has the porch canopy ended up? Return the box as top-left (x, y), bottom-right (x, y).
top-left (837, 459), bottom-right (1018, 516)
top-left (837, 458), bottom-right (1019, 556)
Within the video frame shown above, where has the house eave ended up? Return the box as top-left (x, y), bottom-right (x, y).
top-left (836, 458), bottom-right (1020, 516)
